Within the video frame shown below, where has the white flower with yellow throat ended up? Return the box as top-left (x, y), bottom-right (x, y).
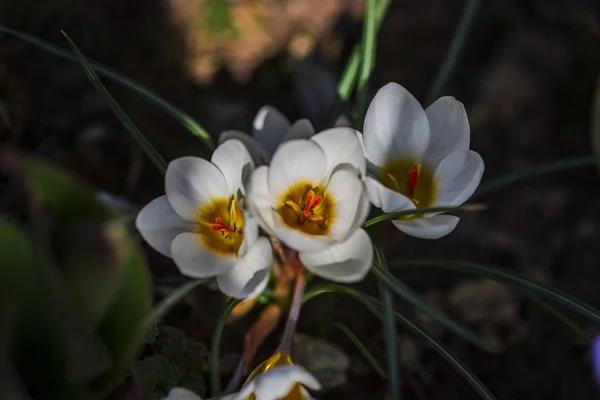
top-left (248, 127), bottom-right (373, 283)
top-left (135, 140), bottom-right (273, 299)
top-left (362, 82), bottom-right (484, 239)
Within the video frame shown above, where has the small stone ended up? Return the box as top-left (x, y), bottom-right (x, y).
top-left (292, 333), bottom-right (350, 390)
top-left (449, 279), bottom-right (518, 326)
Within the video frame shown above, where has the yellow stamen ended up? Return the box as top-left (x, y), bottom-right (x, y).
top-left (277, 182), bottom-right (334, 236)
top-left (197, 196), bottom-right (245, 255)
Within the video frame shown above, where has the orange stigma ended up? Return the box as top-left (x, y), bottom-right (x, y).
top-left (405, 164), bottom-right (421, 198)
top-left (259, 156), bottom-right (269, 166)
top-left (211, 217), bottom-right (234, 232)
top-left (301, 190), bottom-right (323, 220)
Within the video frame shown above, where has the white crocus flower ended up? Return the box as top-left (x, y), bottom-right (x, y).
top-left (249, 127), bottom-right (373, 283)
top-left (362, 82), bottom-right (484, 239)
top-left (219, 106), bottom-right (316, 166)
top-left (135, 140), bottom-right (273, 299)
top-left (163, 365), bottom-right (321, 400)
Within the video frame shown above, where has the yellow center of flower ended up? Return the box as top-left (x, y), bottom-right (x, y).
top-left (379, 158), bottom-right (437, 209)
top-left (197, 196), bottom-right (244, 255)
top-left (244, 352), bottom-right (306, 400)
top-left (276, 181), bottom-right (334, 236)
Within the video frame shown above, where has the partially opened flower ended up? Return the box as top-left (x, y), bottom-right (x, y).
top-left (362, 82), bottom-right (484, 239)
top-left (163, 359), bottom-right (321, 400)
top-left (136, 140), bottom-right (273, 299)
top-left (219, 106), bottom-right (316, 166)
top-left (249, 127), bottom-right (373, 283)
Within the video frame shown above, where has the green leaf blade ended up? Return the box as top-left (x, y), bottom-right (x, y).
top-left (0, 25), bottom-right (214, 150)
top-left (375, 248), bottom-right (400, 399)
top-left (210, 299), bottom-right (240, 397)
top-left (529, 296), bottom-right (591, 345)
top-left (426, 0), bottom-right (481, 105)
top-left (333, 323), bottom-right (387, 379)
top-left (394, 259), bottom-right (600, 325)
top-left (473, 156), bottom-right (600, 199)
top-left (354, 0), bottom-right (379, 130)
top-left (372, 265), bottom-right (488, 349)
top-left (327, 0), bottom-right (391, 127)
top-left (304, 284), bottom-right (497, 400)
top-left (62, 32), bottom-right (167, 175)
top-left (390, 309), bottom-right (497, 400)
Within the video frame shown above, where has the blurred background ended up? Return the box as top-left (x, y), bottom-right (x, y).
top-left (2, 0), bottom-right (600, 399)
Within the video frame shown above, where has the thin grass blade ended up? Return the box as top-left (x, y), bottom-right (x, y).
top-left (334, 323), bottom-right (388, 379)
top-left (364, 204), bottom-right (486, 228)
top-left (0, 26), bottom-right (214, 149)
top-left (393, 259), bottom-right (600, 325)
top-left (211, 299), bottom-right (241, 397)
top-left (354, 0), bottom-right (379, 130)
top-left (62, 32), bottom-right (167, 174)
top-left (426, 0), bottom-right (481, 105)
top-left (528, 296), bottom-right (591, 345)
top-left (366, 156), bottom-right (600, 217)
top-left (304, 285), bottom-right (497, 400)
top-left (473, 156), bottom-right (600, 199)
top-left (390, 307), bottom-right (497, 400)
top-left (326, 0), bottom-right (391, 127)
top-left (372, 264), bottom-right (488, 349)
top-left (144, 279), bottom-right (210, 327)
top-left (375, 248), bottom-right (400, 399)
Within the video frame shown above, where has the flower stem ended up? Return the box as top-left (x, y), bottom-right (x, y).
top-left (277, 272), bottom-right (307, 353)
top-left (224, 354), bottom-right (246, 394)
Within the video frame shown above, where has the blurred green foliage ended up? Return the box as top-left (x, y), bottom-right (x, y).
top-left (134, 326), bottom-right (208, 400)
top-left (204, 1), bottom-right (237, 38)
top-left (0, 154), bottom-right (152, 399)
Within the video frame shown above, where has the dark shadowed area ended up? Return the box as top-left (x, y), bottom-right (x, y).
top-left (2, 0), bottom-right (600, 399)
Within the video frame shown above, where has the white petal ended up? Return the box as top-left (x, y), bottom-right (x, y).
top-left (248, 166), bottom-right (277, 236)
top-left (253, 106), bottom-right (291, 156)
top-left (271, 208), bottom-right (336, 252)
top-left (171, 232), bottom-right (236, 278)
top-left (268, 140), bottom-right (327, 198)
top-left (434, 150), bottom-right (484, 207)
top-left (300, 228), bottom-right (373, 283)
top-left (212, 139), bottom-right (254, 195)
top-left (311, 127), bottom-right (367, 177)
top-left (165, 157), bottom-right (229, 221)
top-left (217, 237), bottom-right (272, 299)
top-left (239, 365), bottom-right (321, 400)
top-left (163, 387), bottom-right (203, 400)
top-left (352, 186), bottom-right (371, 228)
top-left (281, 119), bottom-right (315, 143)
top-left (364, 176), bottom-right (415, 213)
top-left (237, 212), bottom-right (259, 257)
top-left (325, 166), bottom-right (364, 241)
top-left (272, 218), bottom-right (336, 252)
top-left (220, 130), bottom-right (270, 166)
top-left (357, 131), bottom-right (381, 178)
top-left (392, 214), bottom-right (460, 239)
top-left (422, 97), bottom-right (470, 169)
top-left (135, 196), bottom-right (195, 257)
top-left (363, 82), bottom-right (430, 167)
top-left (334, 114), bottom-right (352, 128)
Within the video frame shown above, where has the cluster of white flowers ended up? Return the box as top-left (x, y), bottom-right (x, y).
top-left (136, 82), bottom-right (484, 399)
top-left (137, 82), bottom-right (484, 300)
